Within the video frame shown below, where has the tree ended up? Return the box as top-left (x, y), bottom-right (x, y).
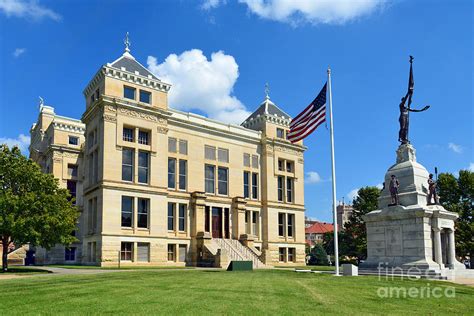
top-left (342, 186), bottom-right (380, 262)
top-left (437, 170), bottom-right (473, 267)
top-left (309, 243), bottom-right (329, 266)
top-left (0, 145), bottom-right (79, 272)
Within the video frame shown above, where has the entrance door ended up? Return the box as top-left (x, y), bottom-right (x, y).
top-left (212, 207), bottom-right (222, 238)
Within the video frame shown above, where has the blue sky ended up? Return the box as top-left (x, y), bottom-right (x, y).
top-left (1, 0), bottom-right (472, 222)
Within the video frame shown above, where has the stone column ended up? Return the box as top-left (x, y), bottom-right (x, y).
top-left (432, 228), bottom-right (442, 266)
top-left (231, 197), bottom-right (247, 240)
top-left (190, 192), bottom-right (207, 266)
top-left (447, 228), bottom-right (456, 269)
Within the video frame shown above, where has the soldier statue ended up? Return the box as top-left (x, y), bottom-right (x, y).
top-left (427, 173), bottom-right (438, 205)
top-left (398, 56), bottom-right (430, 144)
top-left (389, 175), bottom-right (400, 206)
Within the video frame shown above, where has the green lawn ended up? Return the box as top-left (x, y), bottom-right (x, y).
top-left (0, 269), bottom-right (472, 315)
top-left (43, 264), bottom-right (194, 270)
top-left (274, 265), bottom-right (335, 271)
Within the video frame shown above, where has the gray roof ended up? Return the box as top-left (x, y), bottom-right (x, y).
top-left (242, 98), bottom-right (291, 124)
top-left (109, 55), bottom-right (158, 80)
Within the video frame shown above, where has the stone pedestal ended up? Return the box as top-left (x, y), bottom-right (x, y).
top-left (361, 144), bottom-right (465, 274)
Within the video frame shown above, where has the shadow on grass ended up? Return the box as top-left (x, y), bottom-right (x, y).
top-left (1, 267), bottom-right (51, 274)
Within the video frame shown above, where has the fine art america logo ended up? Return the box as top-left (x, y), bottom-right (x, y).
top-left (376, 262), bottom-right (456, 299)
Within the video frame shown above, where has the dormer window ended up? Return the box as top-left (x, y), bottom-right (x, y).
top-left (124, 86), bottom-right (136, 100)
top-left (139, 90), bottom-right (151, 104)
top-left (277, 128), bottom-right (285, 139)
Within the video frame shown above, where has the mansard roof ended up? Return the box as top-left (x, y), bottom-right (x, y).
top-left (241, 97), bottom-right (291, 127)
top-left (108, 51), bottom-right (158, 80)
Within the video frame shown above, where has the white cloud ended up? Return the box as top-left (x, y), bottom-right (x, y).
top-left (306, 171), bottom-right (322, 184)
top-left (468, 163), bottom-right (474, 172)
top-left (201, 0), bottom-right (225, 10)
top-left (147, 49), bottom-right (250, 125)
top-left (376, 183), bottom-right (383, 190)
top-left (13, 48), bottom-right (26, 57)
top-left (0, 0), bottom-right (61, 21)
top-left (347, 188), bottom-right (359, 201)
top-left (237, 0), bottom-right (387, 25)
top-left (448, 142), bottom-right (463, 154)
top-left (0, 133), bottom-right (30, 153)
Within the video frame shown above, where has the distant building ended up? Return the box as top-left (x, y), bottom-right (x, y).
top-left (304, 216), bottom-right (320, 228)
top-left (305, 221), bottom-right (334, 247)
top-left (337, 203), bottom-right (353, 229)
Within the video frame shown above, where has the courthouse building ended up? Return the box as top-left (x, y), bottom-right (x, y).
top-left (29, 42), bottom-right (307, 268)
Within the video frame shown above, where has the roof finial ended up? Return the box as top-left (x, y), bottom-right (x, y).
top-left (38, 96), bottom-right (44, 110)
top-left (265, 82), bottom-right (270, 100)
top-left (124, 32), bottom-right (131, 53)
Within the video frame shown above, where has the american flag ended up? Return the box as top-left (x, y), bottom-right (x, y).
top-left (287, 83), bottom-right (327, 143)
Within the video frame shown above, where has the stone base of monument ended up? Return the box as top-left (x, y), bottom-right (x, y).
top-left (360, 144), bottom-right (467, 280)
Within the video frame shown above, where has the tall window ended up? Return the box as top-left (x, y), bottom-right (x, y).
top-left (178, 204), bottom-right (186, 231)
top-left (137, 198), bottom-right (149, 228)
top-left (243, 171), bottom-right (250, 198)
top-left (124, 86), bottom-right (136, 100)
top-left (65, 247), bottom-right (76, 261)
top-left (138, 130), bottom-right (149, 145)
top-left (278, 159), bottom-right (284, 171)
top-left (121, 242), bottom-right (133, 261)
top-left (286, 161), bottom-right (293, 172)
top-left (179, 140), bottom-right (188, 155)
top-left (139, 90), bottom-right (151, 104)
top-left (205, 165), bottom-right (215, 193)
top-left (287, 214), bottom-right (294, 237)
top-left (179, 160), bottom-right (187, 190)
top-left (288, 248), bottom-right (295, 262)
top-left (278, 213), bottom-right (285, 237)
top-left (217, 148), bottom-right (229, 163)
top-left (243, 153), bottom-right (251, 167)
top-left (277, 176), bottom-right (284, 201)
top-left (168, 158), bottom-right (176, 189)
top-left (218, 167), bottom-right (228, 195)
top-left (168, 244), bottom-right (175, 261)
top-left (122, 149), bottom-right (134, 181)
top-left (251, 155), bottom-right (258, 168)
top-left (252, 212), bottom-right (257, 236)
top-left (252, 173), bottom-right (258, 199)
top-left (137, 243), bottom-right (150, 262)
top-left (67, 180), bottom-right (77, 204)
top-left (179, 245), bottom-right (187, 262)
top-left (168, 137), bottom-right (177, 153)
top-left (168, 202), bottom-right (175, 231)
top-left (121, 196), bottom-right (133, 227)
top-left (286, 178), bottom-right (294, 203)
top-left (123, 128), bottom-right (134, 142)
top-left (276, 128), bottom-right (285, 139)
top-left (68, 164), bottom-right (78, 177)
top-left (279, 247), bottom-right (286, 262)
top-left (205, 145), bottom-right (216, 160)
top-left (205, 206), bottom-right (210, 232)
top-left (138, 151), bottom-right (149, 184)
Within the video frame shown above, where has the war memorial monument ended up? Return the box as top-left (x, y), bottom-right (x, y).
top-left (361, 57), bottom-right (468, 280)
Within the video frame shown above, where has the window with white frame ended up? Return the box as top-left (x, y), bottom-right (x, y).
top-left (121, 242), bottom-right (133, 261)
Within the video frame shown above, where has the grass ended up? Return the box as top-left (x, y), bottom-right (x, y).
top-left (0, 269), bottom-right (472, 315)
top-left (274, 265), bottom-right (335, 271)
top-left (43, 264), bottom-right (194, 270)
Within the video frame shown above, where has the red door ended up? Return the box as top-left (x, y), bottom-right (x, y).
top-left (212, 207), bottom-right (222, 238)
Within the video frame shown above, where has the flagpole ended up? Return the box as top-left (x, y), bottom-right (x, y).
top-left (327, 66), bottom-right (340, 276)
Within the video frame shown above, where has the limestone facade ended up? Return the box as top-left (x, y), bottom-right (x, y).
top-left (29, 47), bottom-right (307, 267)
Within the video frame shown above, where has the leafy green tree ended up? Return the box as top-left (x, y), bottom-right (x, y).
top-left (0, 145), bottom-right (79, 272)
top-left (309, 243), bottom-right (329, 266)
top-left (437, 170), bottom-right (473, 267)
top-left (342, 186), bottom-right (380, 262)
